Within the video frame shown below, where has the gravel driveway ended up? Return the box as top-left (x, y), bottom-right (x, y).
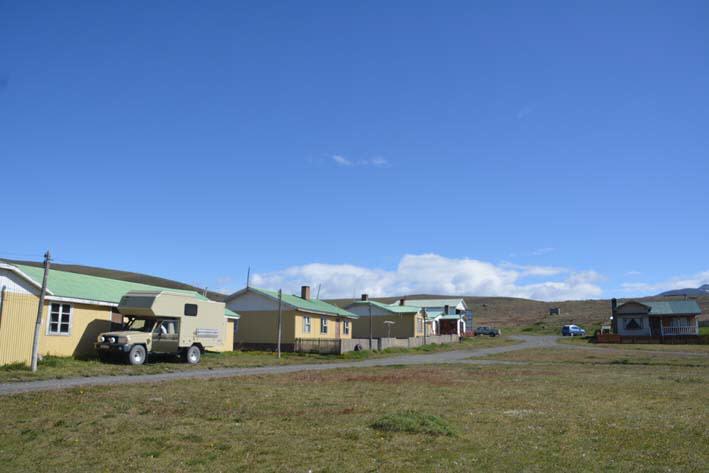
top-left (0, 335), bottom-right (559, 396)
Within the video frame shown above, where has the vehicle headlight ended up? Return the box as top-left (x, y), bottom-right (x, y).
top-left (108, 336), bottom-right (117, 344)
top-left (117, 336), bottom-right (129, 344)
top-left (98, 335), bottom-right (105, 343)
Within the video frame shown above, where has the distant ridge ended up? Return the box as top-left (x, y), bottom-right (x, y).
top-left (657, 285), bottom-right (709, 297)
top-left (1, 259), bottom-right (227, 302)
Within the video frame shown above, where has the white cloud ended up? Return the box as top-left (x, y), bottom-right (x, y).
top-left (332, 155), bottom-right (353, 166)
top-left (621, 270), bottom-right (709, 294)
top-left (501, 262), bottom-right (567, 277)
top-left (531, 247), bottom-right (555, 256)
top-left (331, 155), bottom-right (390, 168)
top-left (250, 253), bottom-right (603, 301)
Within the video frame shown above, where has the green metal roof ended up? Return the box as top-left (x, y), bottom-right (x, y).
top-left (13, 264), bottom-right (238, 318)
top-left (249, 287), bottom-right (358, 319)
top-left (644, 300), bottom-right (701, 316)
top-left (394, 298), bottom-right (464, 309)
top-left (224, 307), bottom-right (240, 318)
top-left (348, 300), bottom-right (419, 314)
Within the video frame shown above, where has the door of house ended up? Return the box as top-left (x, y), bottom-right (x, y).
top-left (649, 317), bottom-right (661, 337)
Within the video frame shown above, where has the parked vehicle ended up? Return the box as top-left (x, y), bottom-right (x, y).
top-left (474, 326), bottom-right (501, 337)
top-left (562, 324), bottom-right (586, 337)
top-left (95, 290), bottom-right (227, 365)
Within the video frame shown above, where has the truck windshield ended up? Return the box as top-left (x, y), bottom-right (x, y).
top-left (124, 318), bottom-right (157, 332)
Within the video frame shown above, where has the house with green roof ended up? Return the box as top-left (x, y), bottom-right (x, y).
top-left (345, 294), bottom-right (427, 338)
top-left (612, 299), bottom-right (701, 338)
top-left (225, 285), bottom-right (358, 352)
top-left (391, 297), bottom-right (470, 336)
top-left (0, 262), bottom-right (238, 365)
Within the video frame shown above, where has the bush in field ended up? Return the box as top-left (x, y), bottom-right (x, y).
top-left (371, 411), bottom-right (455, 436)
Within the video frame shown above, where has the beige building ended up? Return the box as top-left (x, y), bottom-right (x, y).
top-left (346, 295), bottom-right (426, 338)
top-left (0, 262), bottom-right (238, 366)
top-left (225, 286), bottom-right (358, 351)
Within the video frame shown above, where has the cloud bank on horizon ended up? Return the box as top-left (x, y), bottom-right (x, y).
top-left (621, 271), bottom-right (709, 294)
top-left (249, 253), bottom-right (604, 301)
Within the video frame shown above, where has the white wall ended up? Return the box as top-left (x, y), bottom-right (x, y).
top-left (226, 291), bottom-right (284, 312)
top-left (0, 269), bottom-right (38, 295)
top-left (617, 316), bottom-right (651, 336)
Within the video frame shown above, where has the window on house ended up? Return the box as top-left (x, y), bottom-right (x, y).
top-left (320, 317), bottom-right (328, 334)
top-left (624, 318), bottom-right (642, 330)
top-left (184, 304), bottom-right (198, 316)
top-left (48, 303), bottom-right (71, 335)
top-left (417, 317), bottom-right (424, 334)
top-left (343, 320), bottom-right (350, 335)
top-left (303, 316), bottom-right (311, 334)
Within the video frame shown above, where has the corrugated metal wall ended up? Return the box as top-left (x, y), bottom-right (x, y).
top-left (0, 289), bottom-right (38, 366)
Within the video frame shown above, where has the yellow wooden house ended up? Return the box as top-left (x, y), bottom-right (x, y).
top-left (0, 262), bottom-right (238, 366)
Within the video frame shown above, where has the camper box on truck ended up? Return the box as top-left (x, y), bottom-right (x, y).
top-left (95, 290), bottom-right (227, 365)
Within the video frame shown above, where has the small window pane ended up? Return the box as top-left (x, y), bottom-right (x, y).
top-left (51, 303), bottom-right (60, 313)
top-left (184, 304), bottom-right (198, 316)
top-left (60, 324), bottom-right (69, 333)
top-left (50, 323), bottom-right (58, 332)
top-left (62, 304), bottom-right (71, 314)
top-left (61, 313), bottom-right (70, 323)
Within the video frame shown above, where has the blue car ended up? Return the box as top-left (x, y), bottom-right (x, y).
top-left (562, 324), bottom-right (586, 337)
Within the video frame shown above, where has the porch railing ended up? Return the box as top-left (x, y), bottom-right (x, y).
top-left (661, 325), bottom-right (699, 336)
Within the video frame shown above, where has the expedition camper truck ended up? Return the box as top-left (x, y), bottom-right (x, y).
top-left (95, 290), bottom-right (227, 365)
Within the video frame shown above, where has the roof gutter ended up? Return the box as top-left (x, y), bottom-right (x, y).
top-left (294, 308), bottom-right (357, 319)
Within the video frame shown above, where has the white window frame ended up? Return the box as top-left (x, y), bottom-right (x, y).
top-left (303, 316), bottom-right (311, 334)
top-left (320, 317), bottom-right (328, 334)
top-left (417, 317), bottom-right (424, 334)
top-left (47, 302), bottom-right (72, 336)
top-left (343, 319), bottom-right (350, 335)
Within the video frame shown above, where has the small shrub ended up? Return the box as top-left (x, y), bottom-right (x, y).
top-left (371, 411), bottom-right (455, 436)
top-left (611, 358), bottom-right (630, 365)
top-left (38, 356), bottom-right (64, 368)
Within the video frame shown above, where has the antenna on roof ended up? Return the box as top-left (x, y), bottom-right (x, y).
top-left (316, 284), bottom-right (321, 300)
top-left (246, 266), bottom-right (251, 288)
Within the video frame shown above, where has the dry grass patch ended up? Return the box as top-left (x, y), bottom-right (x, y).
top-left (1, 359), bottom-right (707, 472)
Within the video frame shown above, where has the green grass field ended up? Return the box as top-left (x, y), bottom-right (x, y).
top-left (0, 336), bottom-right (512, 383)
top-left (0, 342), bottom-right (706, 472)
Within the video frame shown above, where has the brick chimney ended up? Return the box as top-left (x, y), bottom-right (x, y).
top-left (361, 294), bottom-right (369, 301)
top-left (399, 298), bottom-right (405, 306)
top-left (301, 286), bottom-right (311, 300)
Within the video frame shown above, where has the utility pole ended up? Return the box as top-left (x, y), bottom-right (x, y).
top-left (246, 266), bottom-right (251, 288)
top-left (422, 309), bottom-right (427, 346)
top-left (368, 302), bottom-right (373, 351)
top-left (276, 289), bottom-right (283, 359)
top-left (30, 250), bottom-right (51, 372)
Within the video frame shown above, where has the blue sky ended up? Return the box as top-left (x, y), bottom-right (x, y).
top-left (1, 1), bottom-right (707, 300)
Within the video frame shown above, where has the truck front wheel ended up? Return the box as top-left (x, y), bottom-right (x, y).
top-left (184, 345), bottom-right (201, 364)
top-left (127, 345), bottom-right (147, 365)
